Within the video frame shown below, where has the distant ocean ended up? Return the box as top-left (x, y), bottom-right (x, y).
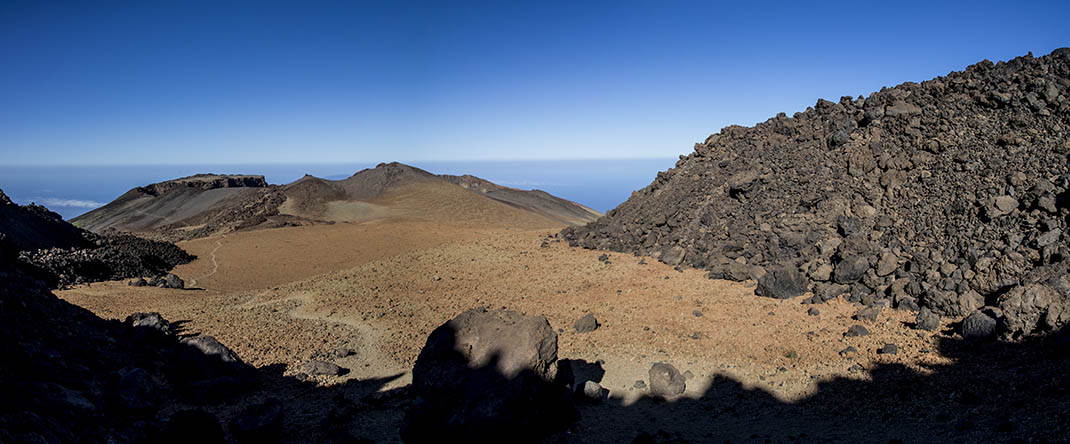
top-left (0, 159), bottom-right (678, 220)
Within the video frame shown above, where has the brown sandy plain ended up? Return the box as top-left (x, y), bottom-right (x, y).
top-left (57, 197), bottom-right (968, 442)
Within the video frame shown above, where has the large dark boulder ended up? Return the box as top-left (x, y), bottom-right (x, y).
top-left (648, 362), bottom-right (686, 398)
top-left (402, 308), bottom-right (577, 443)
top-left (999, 283), bottom-right (1069, 339)
top-left (755, 266), bottom-right (809, 299)
top-left (172, 335), bottom-right (257, 402)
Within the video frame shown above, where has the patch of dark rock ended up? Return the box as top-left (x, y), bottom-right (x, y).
top-left (914, 308), bottom-right (941, 331)
top-left (559, 48), bottom-right (1070, 338)
top-left (574, 313), bottom-right (600, 333)
top-left (878, 344), bottom-right (899, 355)
top-left (161, 409), bottom-right (224, 444)
top-left (299, 360), bottom-right (346, 377)
top-left (229, 399), bottom-right (284, 443)
top-left (845, 325), bottom-right (870, 337)
top-left (648, 362), bottom-right (686, 398)
top-left (402, 308), bottom-right (577, 442)
top-left (961, 311), bottom-right (997, 339)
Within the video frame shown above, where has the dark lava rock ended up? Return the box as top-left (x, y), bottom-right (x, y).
top-left (560, 48), bottom-right (1070, 337)
top-left (573, 313), bottom-right (599, 333)
top-left (129, 278), bottom-right (148, 287)
top-left (845, 325), bottom-right (870, 337)
top-left (962, 311), bottom-right (997, 339)
top-left (118, 367), bottom-right (157, 411)
top-left (402, 308), bottom-right (576, 442)
top-left (648, 362), bottom-right (686, 398)
top-left (230, 399), bottom-right (284, 444)
top-left (853, 305), bottom-right (883, 322)
top-left (998, 282), bottom-right (1069, 339)
top-left (125, 312), bottom-right (173, 335)
top-left (807, 307), bottom-right (820, 316)
top-left (833, 255), bottom-right (870, 284)
top-left (161, 410), bottom-right (224, 444)
top-left (755, 266), bottom-right (808, 299)
top-left (299, 360), bottom-right (345, 377)
top-left (164, 273), bottom-right (185, 289)
top-left (914, 307), bottom-right (941, 331)
top-left (878, 344), bottom-right (899, 355)
top-left (580, 381), bottom-right (608, 402)
top-left (597, 253), bottom-right (609, 262)
top-left (174, 335), bottom-right (257, 402)
top-left (839, 346), bottom-right (858, 356)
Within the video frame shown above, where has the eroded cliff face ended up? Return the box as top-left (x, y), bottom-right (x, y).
top-left (138, 174), bottom-right (269, 197)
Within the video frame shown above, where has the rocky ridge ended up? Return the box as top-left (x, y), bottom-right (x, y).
top-left (564, 48), bottom-right (1070, 339)
top-left (1, 188), bottom-right (193, 287)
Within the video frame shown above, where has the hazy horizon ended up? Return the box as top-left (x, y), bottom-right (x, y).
top-left (0, 158), bottom-right (679, 219)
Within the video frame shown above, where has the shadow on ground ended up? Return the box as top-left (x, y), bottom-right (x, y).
top-left (209, 323), bottom-right (1069, 444)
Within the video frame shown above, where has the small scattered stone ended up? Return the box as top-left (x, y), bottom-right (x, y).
top-left (845, 325), bottom-right (870, 337)
top-left (807, 307), bottom-right (820, 316)
top-left (839, 346), bottom-right (858, 356)
top-left (573, 314), bottom-right (599, 333)
top-left (692, 310), bottom-right (703, 317)
top-left (597, 253), bottom-right (609, 262)
top-left (581, 381), bottom-right (607, 402)
top-left (853, 305), bottom-right (882, 322)
top-left (878, 344), bottom-right (898, 355)
top-left (298, 360), bottom-right (345, 377)
top-left (633, 380), bottom-right (647, 389)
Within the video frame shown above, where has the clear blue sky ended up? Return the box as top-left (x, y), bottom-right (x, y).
top-left (2, 0), bottom-right (1068, 166)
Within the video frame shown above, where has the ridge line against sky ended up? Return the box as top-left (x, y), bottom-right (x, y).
top-left (2, 0), bottom-right (1069, 166)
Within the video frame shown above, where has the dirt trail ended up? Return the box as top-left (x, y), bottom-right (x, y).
top-left (187, 233), bottom-right (225, 289)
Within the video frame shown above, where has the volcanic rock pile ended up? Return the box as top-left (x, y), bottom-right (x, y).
top-left (564, 49), bottom-right (1070, 339)
top-left (1, 189), bottom-right (194, 287)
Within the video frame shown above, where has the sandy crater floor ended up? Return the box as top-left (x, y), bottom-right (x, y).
top-left (58, 220), bottom-right (961, 442)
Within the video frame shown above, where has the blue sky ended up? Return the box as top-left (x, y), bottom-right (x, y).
top-left (2, 1), bottom-right (1068, 165)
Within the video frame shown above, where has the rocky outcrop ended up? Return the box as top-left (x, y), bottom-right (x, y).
top-left (402, 308), bottom-right (577, 442)
top-left (137, 174), bottom-right (268, 197)
top-left (563, 49), bottom-right (1070, 337)
top-left (1, 188), bottom-right (194, 287)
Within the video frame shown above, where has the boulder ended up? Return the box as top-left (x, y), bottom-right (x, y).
top-left (755, 266), bottom-right (808, 299)
top-left (164, 273), bottom-right (185, 289)
top-left (573, 314), bottom-right (599, 333)
top-left (998, 283), bottom-right (1069, 338)
top-left (845, 325), bottom-right (869, 337)
top-left (853, 305), bottom-right (882, 322)
top-left (117, 367), bottom-right (157, 411)
top-left (402, 308), bottom-right (576, 443)
top-left (648, 362), bottom-right (686, 398)
top-left (173, 335), bottom-right (256, 402)
top-left (125, 312), bottom-right (173, 336)
top-left (961, 311), bottom-right (997, 339)
top-left (298, 360), bottom-right (345, 377)
top-left (833, 255), bottom-right (870, 284)
top-left (914, 307), bottom-right (941, 331)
